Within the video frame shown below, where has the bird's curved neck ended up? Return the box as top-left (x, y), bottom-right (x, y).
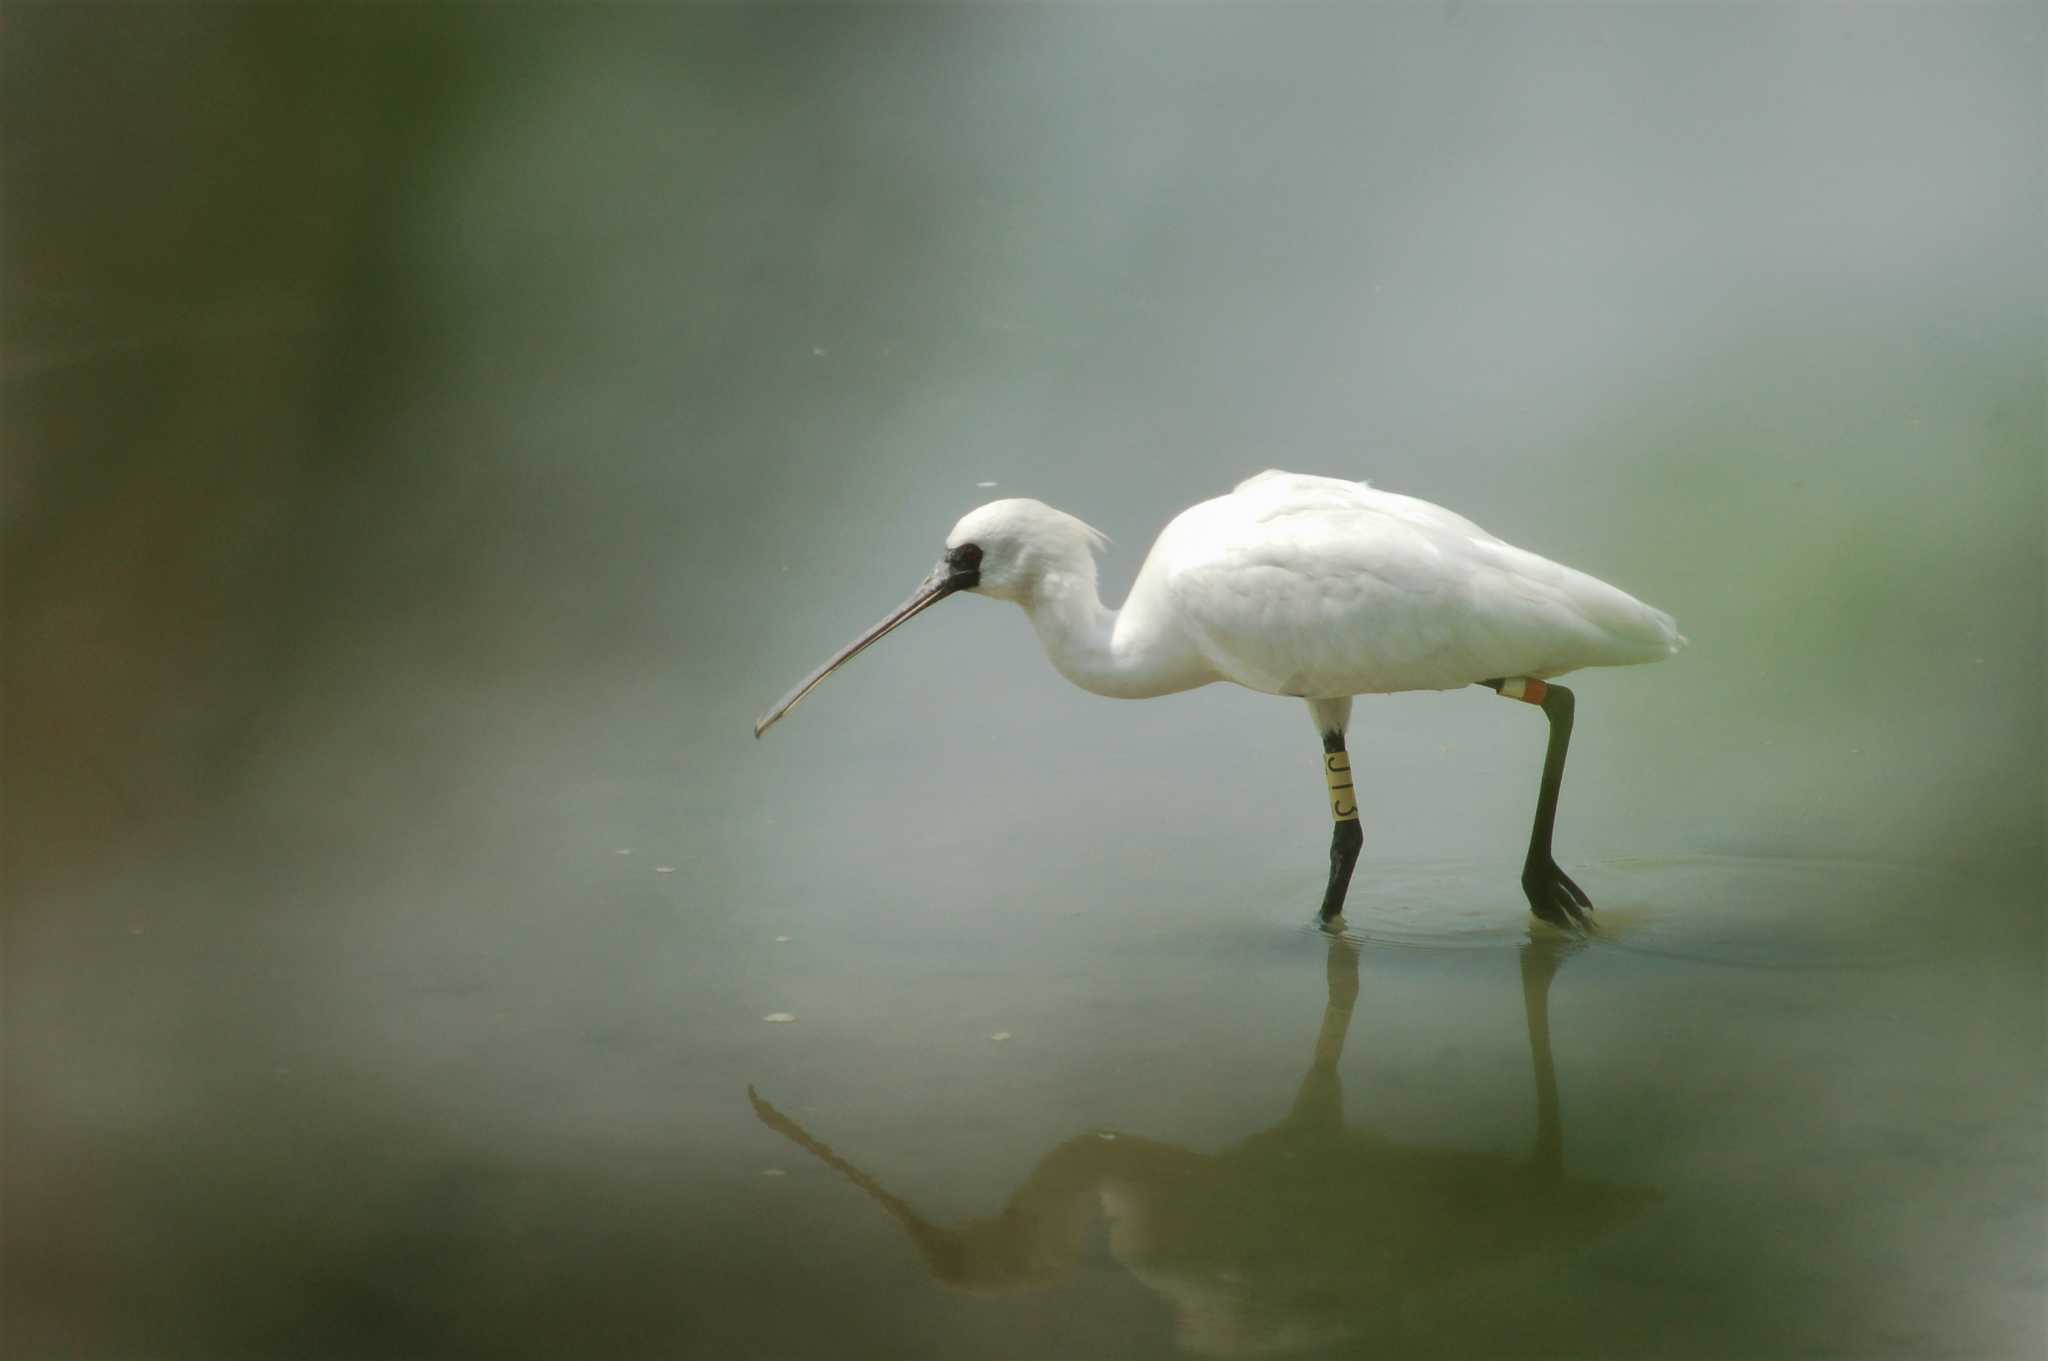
top-left (1023, 562), bottom-right (1206, 700)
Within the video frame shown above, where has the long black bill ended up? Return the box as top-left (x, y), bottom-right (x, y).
top-left (754, 564), bottom-right (962, 738)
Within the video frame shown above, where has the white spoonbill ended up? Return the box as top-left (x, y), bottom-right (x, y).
top-left (755, 471), bottom-right (1684, 927)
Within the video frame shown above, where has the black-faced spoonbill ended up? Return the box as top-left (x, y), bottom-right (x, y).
top-left (755, 471), bottom-right (1684, 927)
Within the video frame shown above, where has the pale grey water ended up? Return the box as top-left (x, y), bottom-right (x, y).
top-left (6, 5), bottom-right (2043, 1359)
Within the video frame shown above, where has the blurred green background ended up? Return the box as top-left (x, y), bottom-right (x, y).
top-left (6, 5), bottom-right (2041, 1359)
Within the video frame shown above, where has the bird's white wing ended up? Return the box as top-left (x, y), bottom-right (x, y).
top-left (1162, 474), bottom-right (1681, 697)
top-left (1231, 470), bottom-right (1498, 541)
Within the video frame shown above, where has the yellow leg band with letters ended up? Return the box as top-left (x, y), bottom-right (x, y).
top-left (1324, 752), bottom-right (1359, 822)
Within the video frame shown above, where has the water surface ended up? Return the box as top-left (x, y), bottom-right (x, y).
top-left (8, 4), bottom-right (2042, 1358)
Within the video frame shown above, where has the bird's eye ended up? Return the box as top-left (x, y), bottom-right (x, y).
top-left (951, 544), bottom-right (983, 569)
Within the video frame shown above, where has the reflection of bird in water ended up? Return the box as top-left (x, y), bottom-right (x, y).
top-left (750, 935), bottom-right (1654, 1358)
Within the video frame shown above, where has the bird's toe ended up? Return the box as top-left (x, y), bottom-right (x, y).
top-left (1524, 862), bottom-right (1593, 930)
top-left (1555, 866), bottom-right (1593, 911)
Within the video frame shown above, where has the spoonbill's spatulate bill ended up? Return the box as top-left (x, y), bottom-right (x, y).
top-left (755, 471), bottom-right (1684, 927)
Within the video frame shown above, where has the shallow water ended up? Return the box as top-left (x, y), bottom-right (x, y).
top-left (8, 4), bottom-right (2043, 1358)
top-left (13, 814), bottom-right (2040, 1359)
top-left (723, 856), bottom-right (2041, 1361)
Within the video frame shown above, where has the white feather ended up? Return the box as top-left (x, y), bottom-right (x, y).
top-left (1146, 472), bottom-right (1682, 697)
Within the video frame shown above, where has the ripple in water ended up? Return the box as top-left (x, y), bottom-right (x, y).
top-left (1304, 855), bottom-right (1948, 970)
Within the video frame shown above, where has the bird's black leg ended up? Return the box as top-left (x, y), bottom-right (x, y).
top-left (1318, 730), bottom-right (1364, 924)
top-left (1481, 678), bottom-right (1593, 928)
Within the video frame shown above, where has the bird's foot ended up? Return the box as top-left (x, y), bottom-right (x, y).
top-left (1522, 858), bottom-right (1592, 930)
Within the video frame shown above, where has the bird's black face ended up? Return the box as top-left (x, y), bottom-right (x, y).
top-left (753, 540), bottom-right (983, 738)
top-left (944, 542), bottom-right (983, 589)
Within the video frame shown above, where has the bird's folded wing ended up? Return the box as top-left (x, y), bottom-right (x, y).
top-left (1165, 502), bottom-right (1674, 696)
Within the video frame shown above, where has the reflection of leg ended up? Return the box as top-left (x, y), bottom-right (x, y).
top-left (1519, 934), bottom-right (1583, 1178)
top-left (1285, 933), bottom-right (1361, 1132)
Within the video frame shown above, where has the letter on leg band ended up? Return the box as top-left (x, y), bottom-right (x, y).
top-left (1324, 752), bottom-right (1359, 822)
top-left (1496, 677), bottom-right (1549, 705)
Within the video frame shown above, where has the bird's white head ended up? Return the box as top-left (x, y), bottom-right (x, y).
top-left (943, 498), bottom-right (1109, 605)
top-left (753, 496), bottom-right (1107, 737)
